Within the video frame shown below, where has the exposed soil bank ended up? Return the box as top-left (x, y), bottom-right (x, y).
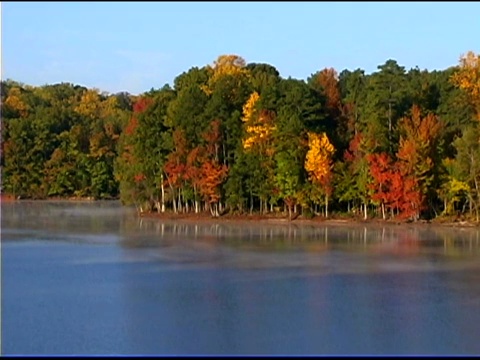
top-left (139, 211), bottom-right (479, 229)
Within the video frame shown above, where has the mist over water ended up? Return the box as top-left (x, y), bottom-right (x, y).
top-left (2, 201), bottom-right (480, 355)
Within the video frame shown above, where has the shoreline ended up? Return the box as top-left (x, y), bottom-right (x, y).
top-left (139, 211), bottom-right (480, 229)
top-left (2, 195), bottom-right (478, 228)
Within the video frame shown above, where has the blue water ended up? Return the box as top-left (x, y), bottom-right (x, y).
top-left (2, 201), bottom-right (480, 355)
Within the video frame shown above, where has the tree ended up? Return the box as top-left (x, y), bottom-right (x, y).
top-left (359, 60), bottom-right (408, 155)
top-left (367, 152), bottom-right (394, 219)
top-left (273, 105), bottom-right (307, 220)
top-left (114, 97), bottom-right (155, 212)
top-left (338, 69), bottom-right (366, 137)
top-left (132, 89), bottom-right (176, 211)
top-left (438, 158), bottom-right (470, 216)
top-left (197, 120), bottom-right (229, 216)
top-left (342, 132), bottom-right (373, 219)
top-left (167, 84), bottom-right (209, 147)
top-left (450, 51), bottom-right (480, 120)
top-left (452, 123), bottom-right (480, 221)
top-left (3, 87), bottom-right (30, 118)
top-left (205, 54), bottom-right (249, 91)
top-left (396, 105), bottom-right (443, 220)
top-left (163, 129), bottom-right (188, 214)
top-left (308, 68), bottom-right (341, 117)
top-left (304, 132), bottom-right (335, 217)
top-left (240, 92), bottom-right (277, 213)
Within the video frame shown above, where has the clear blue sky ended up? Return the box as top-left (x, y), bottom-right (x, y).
top-left (2, 2), bottom-right (480, 95)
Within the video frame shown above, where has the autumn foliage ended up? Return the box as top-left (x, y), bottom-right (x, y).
top-left (242, 91), bottom-right (276, 152)
top-left (313, 68), bottom-right (341, 114)
top-left (305, 132), bottom-right (335, 216)
top-left (3, 50), bottom-right (480, 222)
top-left (451, 51), bottom-right (480, 120)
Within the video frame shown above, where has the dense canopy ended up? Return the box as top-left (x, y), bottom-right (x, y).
top-left (2, 51), bottom-right (480, 221)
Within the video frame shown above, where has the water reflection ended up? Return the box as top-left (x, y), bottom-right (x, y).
top-left (3, 201), bottom-right (480, 355)
top-left (122, 215), bottom-right (480, 257)
top-left (3, 201), bottom-right (480, 259)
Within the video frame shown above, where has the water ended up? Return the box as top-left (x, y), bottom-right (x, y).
top-left (2, 201), bottom-right (480, 355)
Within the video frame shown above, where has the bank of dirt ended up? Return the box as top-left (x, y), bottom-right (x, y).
top-left (139, 210), bottom-right (480, 229)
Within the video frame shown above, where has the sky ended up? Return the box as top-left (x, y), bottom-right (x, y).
top-left (2, 2), bottom-right (480, 95)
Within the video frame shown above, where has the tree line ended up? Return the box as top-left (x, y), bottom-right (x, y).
top-left (1, 52), bottom-right (480, 221)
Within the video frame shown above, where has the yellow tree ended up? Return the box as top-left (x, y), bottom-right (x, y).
top-left (210, 54), bottom-right (248, 81)
top-left (305, 132), bottom-right (335, 217)
top-left (4, 87), bottom-right (30, 118)
top-left (99, 96), bottom-right (119, 120)
top-left (451, 51), bottom-right (480, 120)
top-left (74, 89), bottom-right (102, 120)
top-left (241, 91), bottom-right (277, 212)
top-left (202, 54), bottom-right (250, 95)
top-left (241, 91), bottom-right (275, 151)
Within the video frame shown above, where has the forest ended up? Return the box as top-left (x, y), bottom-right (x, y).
top-left (1, 51), bottom-right (480, 222)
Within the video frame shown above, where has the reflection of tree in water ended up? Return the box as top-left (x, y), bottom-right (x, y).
top-left (119, 217), bottom-right (480, 256)
top-left (370, 228), bottom-right (420, 256)
top-left (429, 227), bottom-right (480, 257)
top-left (120, 218), bottom-right (331, 252)
top-left (4, 200), bottom-right (480, 256)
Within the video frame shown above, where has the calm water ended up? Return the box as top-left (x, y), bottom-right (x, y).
top-left (2, 201), bottom-right (480, 355)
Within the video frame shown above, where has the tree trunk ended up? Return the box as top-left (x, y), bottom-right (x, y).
top-left (209, 203), bottom-right (214, 217)
top-left (223, 142), bottom-right (227, 166)
top-left (160, 176), bottom-right (165, 213)
top-left (364, 203), bottom-right (368, 220)
top-left (250, 190), bottom-right (253, 215)
top-left (164, 173), bottom-right (176, 214)
top-left (209, 202), bottom-right (219, 217)
top-left (170, 189), bottom-right (177, 214)
top-left (325, 194), bottom-right (329, 218)
top-left (469, 195), bottom-right (473, 217)
top-left (475, 176), bottom-right (480, 223)
top-left (172, 195), bottom-right (177, 213)
top-left (193, 186), bottom-right (199, 213)
top-left (381, 202), bottom-right (385, 220)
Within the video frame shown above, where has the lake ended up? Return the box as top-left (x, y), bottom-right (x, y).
top-left (2, 201), bottom-right (480, 355)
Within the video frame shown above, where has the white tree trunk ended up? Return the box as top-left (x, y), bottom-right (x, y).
top-left (160, 174), bottom-right (165, 213)
top-left (325, 194), bottom-right (329, 218)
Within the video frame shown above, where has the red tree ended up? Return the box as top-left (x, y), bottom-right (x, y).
top-left (197, 120), bottom-right (228, 216)
top-left (367, 152), bottom-right (394, 219)
top-left (164, 129), bottom-right (188, 213)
